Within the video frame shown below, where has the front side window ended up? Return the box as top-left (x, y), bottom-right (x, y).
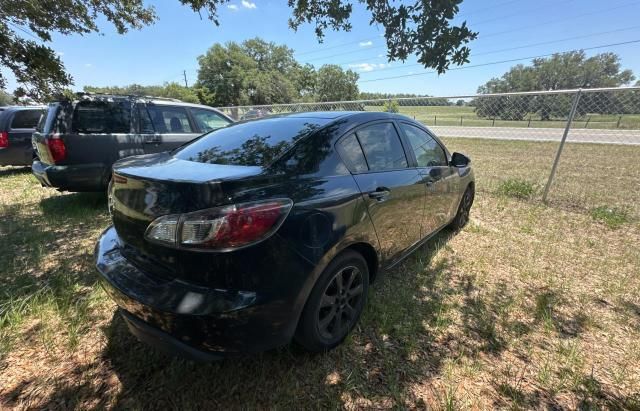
top-left (400, 123), bottom-right (448, 167)
top-left (355, 123), bottom-right (407, 171)
top-left (190, 108), bottom-right (230, 132)
top-left (72, 100), bottom-right (131, 133)
top-left (147, 105), bottom-right (193, 134)
top-left (11, 110), bottom-right (43, 129)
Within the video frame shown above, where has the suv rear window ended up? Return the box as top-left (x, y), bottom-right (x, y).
top-left (11, 110), bottom-right (42, 129)
top-left (176, 117), bottom-right (329, 167)
top-left (72, 100), bottom-right (131, 133)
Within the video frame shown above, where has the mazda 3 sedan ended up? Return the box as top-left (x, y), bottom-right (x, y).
top-left (95, 111), bottom-right (474, 360)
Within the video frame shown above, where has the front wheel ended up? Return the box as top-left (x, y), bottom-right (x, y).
top-left (295, 250), bottom-right (369, 352)
top-left (449, 185), bottom-right (474, 230)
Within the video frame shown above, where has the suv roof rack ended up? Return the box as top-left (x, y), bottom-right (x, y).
top-left (74, 92), bottom-right (183, 103)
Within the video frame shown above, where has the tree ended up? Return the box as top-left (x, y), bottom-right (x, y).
top-left (196, 39), bottom-right (360, 106)
top-left (2, 0), bottom-right (476, 99)
top-left (84, 83), bottom-right (200, 103)
top-left (475, 52), bottom-right (636, 120)
top-left (314, 65), bottom-right (359, 102)
top-left (456, 99), bottom-right (465, 106)
top-left (0, 90), bottom-right (13, 106)
top-left (196, 39), bottom-right (301, 106)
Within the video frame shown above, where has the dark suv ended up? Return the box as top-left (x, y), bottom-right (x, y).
top-left (32, 94), bottom-right (233, 191)
top-left (0, 106), bottom-right (46, 166)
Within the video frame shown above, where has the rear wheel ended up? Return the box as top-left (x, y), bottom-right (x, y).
top-left (449, 185), bottom-right (474, 230)
top-left (295, 250), bottom-right (369, 352)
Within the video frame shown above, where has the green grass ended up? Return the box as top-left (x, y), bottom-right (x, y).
top-left (590, 206), bottom-right (630, 229)
top-left (497, 179), bottom-right (537, 200)
top-left (1, 140), bottom-right (640, 409)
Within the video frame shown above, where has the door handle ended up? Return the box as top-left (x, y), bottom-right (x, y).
top-left (368, 188), bottom-right (390, 201)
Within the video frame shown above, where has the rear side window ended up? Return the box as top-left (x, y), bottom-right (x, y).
top-left (336, 133), bottom-right (368, 173)
top-left (147, 105), bottom-right (193, 133)
top-left (11, 110), bottom-right (42, 129)
top-left (176, 117), bottom-right (328, 167)
top-left (400, 123), bottom-right (448, 167)
top-left (37, 103), bottom-right (62, 133)
top-left (355, 123), bottom-right (407, 171)
top-left (138, 105), bottom-right (155, 133)
top-left (72, 100), bottom-right (131, 133)
top-left (190, 108), bottom-right (230, 132)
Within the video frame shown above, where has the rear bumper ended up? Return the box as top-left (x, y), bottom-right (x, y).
top-left (32, 160), bottom-right (109, 191)
top-left (95, 226), bottom-right (305, 359)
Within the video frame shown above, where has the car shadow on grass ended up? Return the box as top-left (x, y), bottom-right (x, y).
top-left (89, 228), bottom-right (526, 409)
top-left (0, 166), bottom-right (31, 178)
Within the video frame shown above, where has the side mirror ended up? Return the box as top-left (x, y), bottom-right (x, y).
top-left (450, 152), bottom-right (470, 167)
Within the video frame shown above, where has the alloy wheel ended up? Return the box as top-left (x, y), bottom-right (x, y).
top-left (317, 265), bottom-right (364, 341)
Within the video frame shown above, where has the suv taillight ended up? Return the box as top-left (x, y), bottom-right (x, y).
top-left (144, 199), bottom-right (293, 251)
top-left (0, 131), bottom-right (8, 148)
top-left (45, 134), bottom-right (66, 163)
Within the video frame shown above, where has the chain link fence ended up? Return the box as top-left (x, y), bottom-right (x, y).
top-left (217, 87), bottom-right (640, 219)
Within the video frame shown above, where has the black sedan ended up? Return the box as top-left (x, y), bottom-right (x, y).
top-left (95, 111), bottom-right (474, 360)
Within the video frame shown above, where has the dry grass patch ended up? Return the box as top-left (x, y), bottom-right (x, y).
top-left (1, 159), bottom-right (639, 409)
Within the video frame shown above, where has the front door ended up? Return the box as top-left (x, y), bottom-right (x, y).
top-left (399, 122), bottom-right (458, 233)
top-left (339, 122), bottom-right (425, 264)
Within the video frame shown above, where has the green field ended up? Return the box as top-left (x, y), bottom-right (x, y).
top-left (1, 138), bottom-right (639, 409)
top-left (363, 105), bottom-right (640, 130)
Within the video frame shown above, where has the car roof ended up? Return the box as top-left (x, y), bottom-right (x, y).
top-left (0, 105), bottom-right (46, 113)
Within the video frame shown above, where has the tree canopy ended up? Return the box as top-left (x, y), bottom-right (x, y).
top-left (1, 0), bottom-right (476, 100)
top-left (475, 52), bottom-right (637, 120)
top-left (196, 38), bottom-right (360, 106)
top-left (83, 83), bottom-right (200, 103)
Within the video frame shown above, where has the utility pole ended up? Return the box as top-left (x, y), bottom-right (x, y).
top-left (183, 70), bottom-right (188, 88)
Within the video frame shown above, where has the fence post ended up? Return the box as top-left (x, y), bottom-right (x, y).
top-left (542, 89), bottom-right (582, 203)
top-left (492, 118), bottom-right (495, 127)
top-left (616, 115), bottom-right (622, 128)
top-left (434, 115), bottom-right (437, 125)
top-left (584, 116), bottom-right (591, 128)
top-left (527, 116), bottom-right (532, 128)
top-left (460, 116), bottom-right (463, 126)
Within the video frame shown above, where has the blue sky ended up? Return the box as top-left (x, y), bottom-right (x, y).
top-left (5, 0), bottom-right (640, 97)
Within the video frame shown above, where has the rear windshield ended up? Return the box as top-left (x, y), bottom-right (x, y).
top-left (175, 117), bottom-right (329, 167)
top-left (72, 100), bottom-right (131, 133)
top-left (10, 109), bottom-right (43, 129)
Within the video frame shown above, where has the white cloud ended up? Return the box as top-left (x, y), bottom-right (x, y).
top-left (348, 63), bottom-right (386, 72)
top-left (359, 41), bottom-right (373, 47)
top-left (56, 51), bottom-right (64, 57)
top-left (84, 63), bottom-right (93, 68)
top-left (241, 0), bottom-right (256, 9)
top-left (227, 4), bottom-right (238, 10)
top-left (377, 54), bottom-right (384, 58)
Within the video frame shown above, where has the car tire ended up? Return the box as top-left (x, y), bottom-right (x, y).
top-left (449, 185), bottom-right (474, 230)
top-left (295, 250), bottom-right (369, 352)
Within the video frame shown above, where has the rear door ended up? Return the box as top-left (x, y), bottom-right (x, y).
top-left (336, 121), bottom-right (425, 264)
top-left (399, 122), bottom-right (458, 232)
top-left (4, 109), bottom-right (43, 165)
top-left (143, 104), bottom-right (199, 153)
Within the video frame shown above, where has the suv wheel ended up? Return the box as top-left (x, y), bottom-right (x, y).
top-left (295, 250), bottom-right (369, 352)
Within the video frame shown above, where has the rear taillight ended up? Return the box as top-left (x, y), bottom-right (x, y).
top-left (145, 199), bottom-right (293, 251)
top-left (45, 134), bottom-right (66, 163)
top-left (0, 131), bottom-right (8, 149)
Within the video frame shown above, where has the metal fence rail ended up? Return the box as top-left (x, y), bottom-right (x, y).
top-left (217, 87), bottom-right (640, 218)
